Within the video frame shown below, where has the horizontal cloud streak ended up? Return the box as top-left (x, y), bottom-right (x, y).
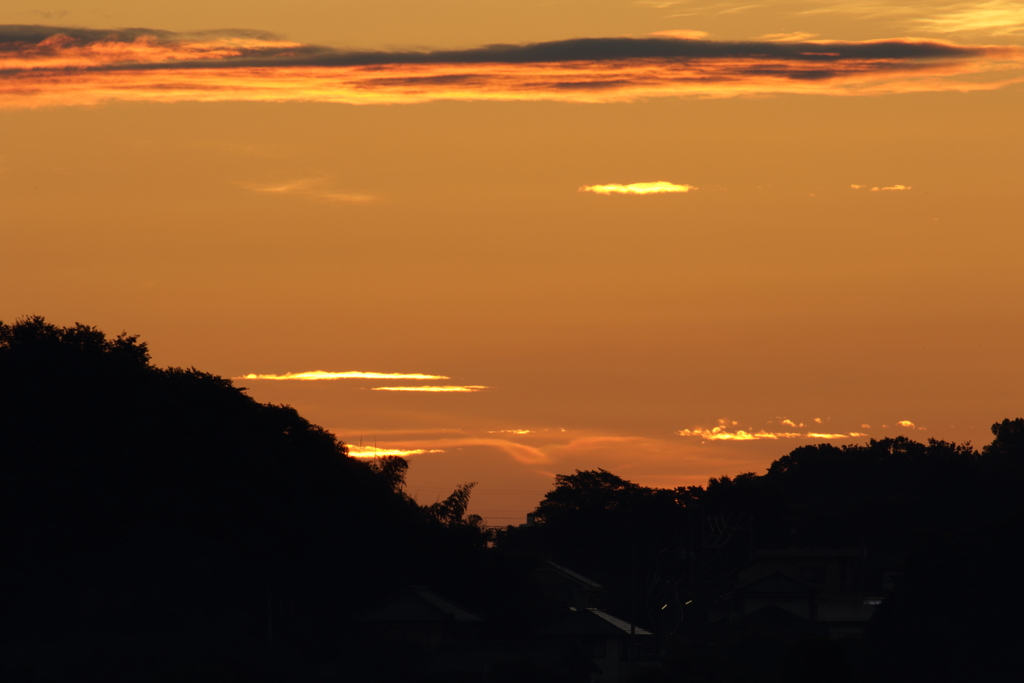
top-left (678, 425), bottom-right (868, 440)
top-left (371, 385), bottom-right (488, 392)
top-left (852, 183), bottom-right (913, 191)
top-left (248, 178), bottom-right (376, 203)
top-left (347, 445), bottom-right (444, 458)
top-left (2, 26), bottom-right (1023, 108)
top-left (580, 181), bottom-right (696, 195)
top-left (235, 371), bottom-right (448, 380)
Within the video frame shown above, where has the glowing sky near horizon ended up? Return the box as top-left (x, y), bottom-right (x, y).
top-left (2, 0), bottom-right (1022, 525)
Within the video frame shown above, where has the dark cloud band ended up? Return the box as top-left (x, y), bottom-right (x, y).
top-left (0, 24), bottom-right (997, 73)
top-left (1, 25), bottom-right (1020, 108)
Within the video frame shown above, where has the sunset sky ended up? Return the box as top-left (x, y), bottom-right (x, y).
top-left (2, 1), bottom-right (1022, 524)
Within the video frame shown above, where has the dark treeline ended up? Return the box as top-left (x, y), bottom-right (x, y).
top-left (497, 423), bottom-right (1024, 681)
top-left (1, 317), bottom-right (1022, 682)
top-left (501, 428), bottom-right (1024, 607)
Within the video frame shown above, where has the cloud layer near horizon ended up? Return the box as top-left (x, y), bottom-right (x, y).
top-left (2, 25), bottom-right (1023, 108)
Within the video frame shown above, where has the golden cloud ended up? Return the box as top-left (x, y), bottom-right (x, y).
top-left (853, 183), bottom-right (912, 191)
top-left (347, 445), bottom-right (444, 458)
top-left (371, 385), bottom-right (488, 392)
top-left (897, 420), bottom-right (916, 428)
top-left (235, 370), bottom-right (448, 380)
top-left (679, 419), bottom-right (868, 441)
top-left (580, 181), bottom-right (697, 195)
top-left (2, 27), bottom-right (1023, 109)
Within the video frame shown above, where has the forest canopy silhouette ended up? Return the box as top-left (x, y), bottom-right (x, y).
top-left (1, 316), bottom-right (1021, 682)
top-left (0, 317), bottom-right (488, 678)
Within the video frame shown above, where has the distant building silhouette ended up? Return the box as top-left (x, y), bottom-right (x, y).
top-left (709, 547), bottom-right (884, 637)
top-left (537, 607), bottom-right (657, 682)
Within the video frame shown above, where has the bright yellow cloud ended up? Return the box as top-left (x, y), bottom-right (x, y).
top-left (580, 181), bottom-right (697, 195)
top-left (347, 445), bottom-right (444, 458)
top-left (678, 419), bottom-right (868, 441)
top-left (235, 371), bottom-right (448, 380)
top-left (371, 385), bottom-right (488, 392)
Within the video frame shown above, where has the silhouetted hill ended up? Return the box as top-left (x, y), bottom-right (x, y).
top-left (0, 317), bottom-right (488, 680)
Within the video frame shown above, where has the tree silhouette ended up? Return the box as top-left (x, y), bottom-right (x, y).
top-left (0, 316), bottom-right (490, 680)
top-left (499, 424), bottom-right (1024, 682)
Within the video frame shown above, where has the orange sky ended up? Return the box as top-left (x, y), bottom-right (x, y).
top-left (2, 1), bottom-right (1022, 524)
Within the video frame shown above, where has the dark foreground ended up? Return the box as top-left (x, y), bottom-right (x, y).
top-left (2, 317), bottom-right (1022, 682)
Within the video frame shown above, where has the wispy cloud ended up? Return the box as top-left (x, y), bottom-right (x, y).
top-left (235, 370), bottom-right (448, 380)
top-left (2, 26), bottom-right (1022, 109)
top-left (369, 436), bottom-right (550, 464)
top-left (678, 419), bottom-right (867, 441)
top-left (758, 32), bottom-right (819, 42)
top-left (918, 1), bottom-right (1024, 36)
top-left (788, 1), bottom-right (1024, 37)
top-left (248, 178), bottom-right (376, 203)
top-left (643, 1), bottom-right (1024, 38)
top-left (488, 429), bottom-right (533, 434)
top-left (580, 181), bottom-right (697, 195)
top-left (371, 385), bottom-right (488, 393)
